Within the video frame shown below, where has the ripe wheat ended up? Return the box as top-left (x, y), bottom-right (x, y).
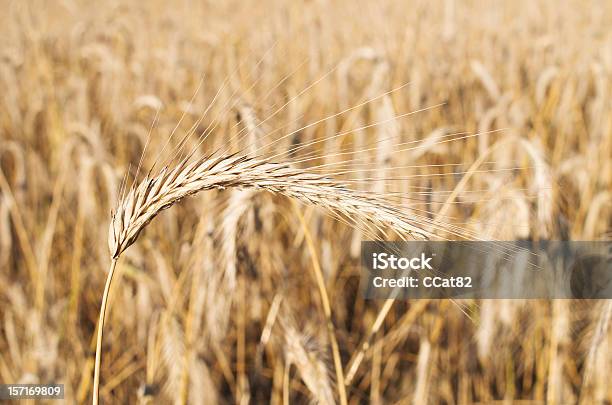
top-left (94, 151), bottom-right (437, 404)
top-left (108, 154), bottom-right (433, 258)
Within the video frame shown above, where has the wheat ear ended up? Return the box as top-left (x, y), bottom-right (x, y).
top-left (93, 153), bottom-right (432, 404)
top-left (108, 154), bottom-right (431, 258)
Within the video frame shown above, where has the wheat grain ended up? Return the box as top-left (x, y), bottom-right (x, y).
top-left (94, 152), bottom-right (436, 404)
top-left (108, 154), bottom-right (432, 259)
top-left (282, 320), bottom-right (335, 405)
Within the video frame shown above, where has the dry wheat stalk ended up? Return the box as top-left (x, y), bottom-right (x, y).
top-left (93, 152), bottom-right (434, 404)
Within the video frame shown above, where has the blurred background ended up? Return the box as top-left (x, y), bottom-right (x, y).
top-left (0, 0), bottom-right (610, 403)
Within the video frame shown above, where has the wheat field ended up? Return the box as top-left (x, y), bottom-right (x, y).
top-left (0, 0), bottom-right (611, 403)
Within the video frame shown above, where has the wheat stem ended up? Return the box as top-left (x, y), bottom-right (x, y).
top-left (93, 259), bottom-right (118, 405)
top-left (293, 202), bottom-right (348, 405)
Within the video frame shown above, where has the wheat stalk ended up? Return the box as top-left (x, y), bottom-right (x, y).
top-left (93, 152), bottom-right (434, 404)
